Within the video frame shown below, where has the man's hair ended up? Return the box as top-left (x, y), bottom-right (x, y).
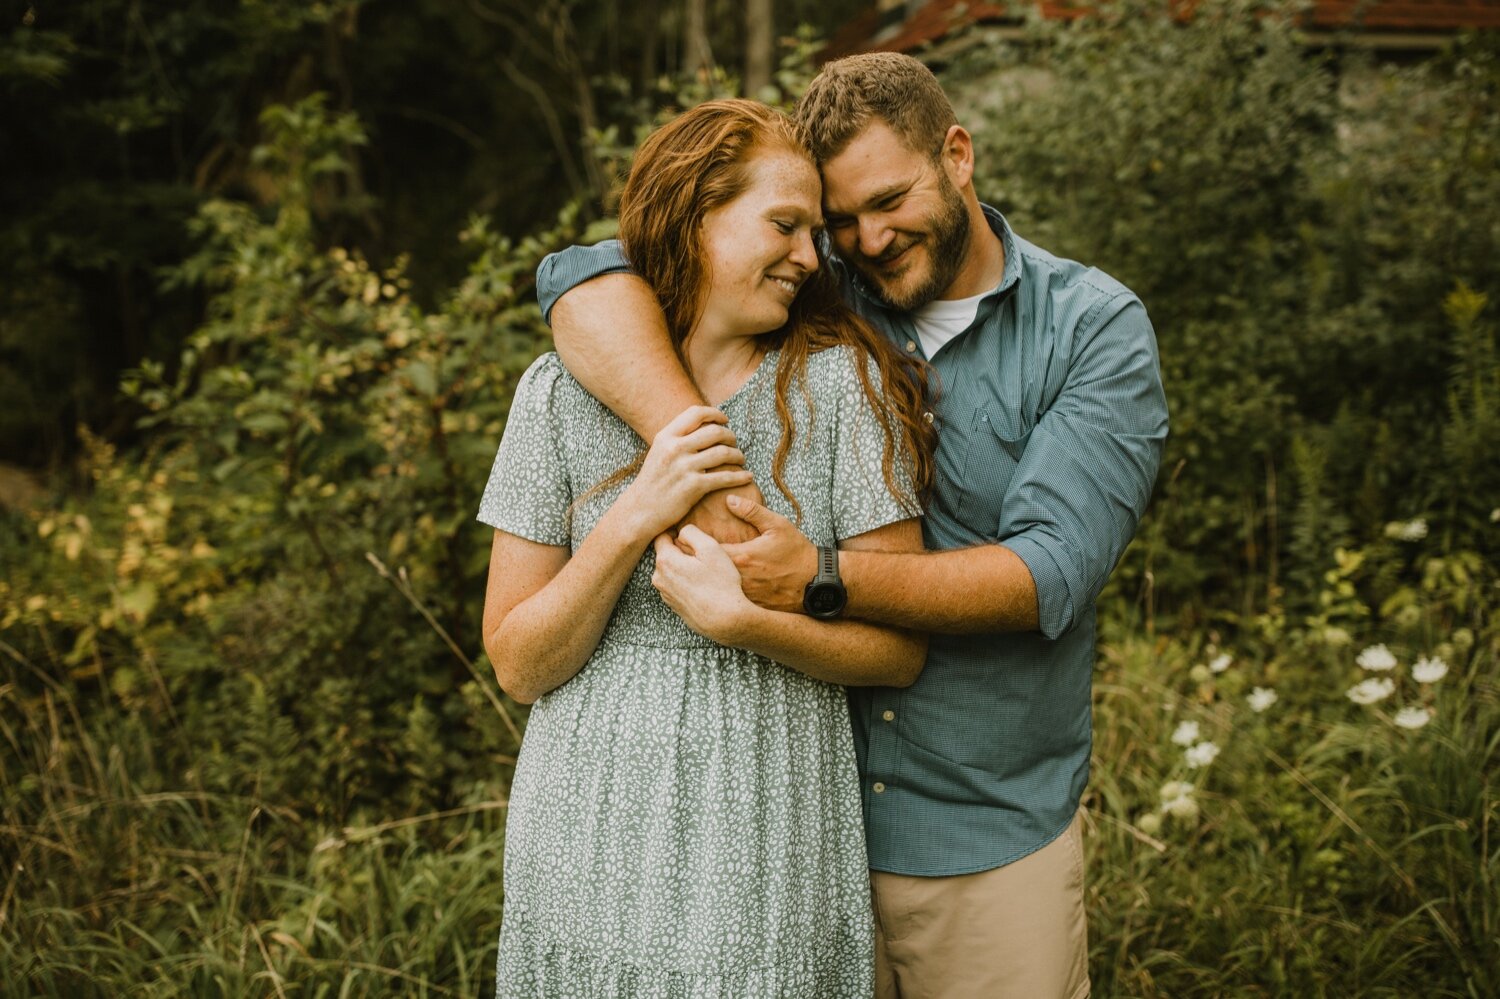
top-left (794, 52), bottom-right (957, 163)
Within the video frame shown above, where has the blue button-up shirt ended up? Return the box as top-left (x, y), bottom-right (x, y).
top-left (536, 206), bottom-right (1168, 875)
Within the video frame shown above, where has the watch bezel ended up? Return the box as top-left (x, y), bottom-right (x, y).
top-left (803, 579), bottom-right (848, 619)
top-left (802, 544), bottom-right (847, 619)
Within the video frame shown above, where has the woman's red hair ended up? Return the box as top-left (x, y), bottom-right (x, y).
top-left (616, 99), bottom-right (936, 518)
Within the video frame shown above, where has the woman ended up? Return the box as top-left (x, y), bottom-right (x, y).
top-left (478, 99), bottom-right (934, 996)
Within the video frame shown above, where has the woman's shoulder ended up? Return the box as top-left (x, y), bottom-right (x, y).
top-left (803, 342), bottom-right (884, 395)
top-left (516, 350), bottom-right (566, 387)
top-left (513, 352), bottom-right (592, 408)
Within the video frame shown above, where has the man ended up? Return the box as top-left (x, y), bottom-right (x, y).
top-left (534, 52), bottom-right (1167, 999)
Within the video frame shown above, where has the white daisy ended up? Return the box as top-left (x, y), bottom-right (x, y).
top-left (1161, 794), bottom-right (1200, 820)
top-left (1208, 653), bottom-right (1233, 674)
top-left (1346, 677), bottom-right (1395, 705)
top-left (1184, 741), bottom-right (1220, 768)
top-left (1247, 687), bottom-right (1278, 713)
top-left (1393, 706), bottom-right (1432, 730)
top-left (1159, 781), bottom-right (1196, 801)
top-left (1170, 720), bottom-right (1200, 747)
top-left (1356, 644), bottom-right (1397, 672)
top-left (1411, 656), bottom-right (1449, 684)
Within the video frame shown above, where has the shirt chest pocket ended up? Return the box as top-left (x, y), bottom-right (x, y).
top-left (957, 408), bottom-right (1032, 535)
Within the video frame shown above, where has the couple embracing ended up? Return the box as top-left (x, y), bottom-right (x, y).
top-left (478, 52), bottom-right (1168, 999)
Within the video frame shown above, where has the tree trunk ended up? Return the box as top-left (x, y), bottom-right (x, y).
top-left (683, 0), bottom-right (712, 82)
top-left (744, 0), bottom-right (773, 98)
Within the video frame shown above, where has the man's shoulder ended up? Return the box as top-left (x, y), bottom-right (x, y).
top-left (1012, 231), bottom-right (1136, 305)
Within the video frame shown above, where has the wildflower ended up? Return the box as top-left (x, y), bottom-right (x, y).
top-left (1161, 793), bottom-right (1200, 821)
top-left (1247, 687), bottom-right (1278, 713)
top-left (1411, 656), bottom-right (1449, 684)
top-left (1137, 812), bottom-right (1163, 835)
top-left (1393, 706), bottom-right (1432, 730)
top-left (1208, 653), bottom-right (1233, 674)
top-left (1356, 644), bottom-right (1397, 672)
top-left (1170, 721), bottom-right (1200, 747)
top-left (1346, 677), bottom-right (1395, 705)
top-left (1321, 626), bottom-right (1353, 647)
top-left (1184, 741), bottom-right (1220, 768)
top-left (1159, 781), bottom-right (1196, 802)
top-left (1384, 518), bottom-right (1428, 542)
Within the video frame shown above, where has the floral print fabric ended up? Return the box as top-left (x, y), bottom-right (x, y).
top-left (478, 347), bottom-right (919, 998)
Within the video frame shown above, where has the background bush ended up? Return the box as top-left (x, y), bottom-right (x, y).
top-left (1, 1), bottom-right (1496, 994)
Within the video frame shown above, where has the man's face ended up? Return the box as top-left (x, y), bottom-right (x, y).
top-left (820, 121), bottom-right (970, 311)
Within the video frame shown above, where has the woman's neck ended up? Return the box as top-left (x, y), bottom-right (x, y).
top-left (684, 324), bottom-right (766, 406)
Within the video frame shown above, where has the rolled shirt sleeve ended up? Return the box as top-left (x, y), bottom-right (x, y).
top-left (999, 298), bottom-right (1168, 640)
top-left (535, 240), bottom-right (633, 323)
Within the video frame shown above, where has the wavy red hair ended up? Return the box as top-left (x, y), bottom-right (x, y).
top-left (617, 99), bottom-right (936, 519)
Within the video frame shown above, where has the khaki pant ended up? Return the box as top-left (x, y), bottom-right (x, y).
top-left (871, 810), bottom-right (1090, 999)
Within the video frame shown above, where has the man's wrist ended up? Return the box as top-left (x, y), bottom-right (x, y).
top-left (802, 543), bottom-right (848, 619)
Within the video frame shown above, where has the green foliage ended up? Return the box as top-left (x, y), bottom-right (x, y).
top-left (948, 0), bottom-right (1500, 629)
top-left (1087, 522), bottom-right (1499, 996)
top-left (2, 4), bottom-right (1498, 993)
top-left (2, 89), bottom-right (570, 993)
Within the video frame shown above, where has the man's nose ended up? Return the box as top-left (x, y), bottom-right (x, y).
top-left (858, 216), bottom-right (894, 259)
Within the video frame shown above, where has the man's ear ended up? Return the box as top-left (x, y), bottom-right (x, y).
top-left (941, 124), bottom-right (976, 189)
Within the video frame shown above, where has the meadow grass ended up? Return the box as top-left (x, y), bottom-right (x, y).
top-left (5, 612), bottom-right (1494, 996)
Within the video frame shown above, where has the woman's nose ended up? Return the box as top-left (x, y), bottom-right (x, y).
top-left (789, 230), bottom-right (819, 272)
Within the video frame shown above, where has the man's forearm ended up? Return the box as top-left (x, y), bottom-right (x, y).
top-left (841, 544), bottom-right (1040, 634)
top-left (549, 272), bottom-right (764, 544)
top-left (550, 273), bottom-right (703, 440)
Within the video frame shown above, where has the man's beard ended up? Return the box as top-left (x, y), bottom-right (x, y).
top-left (856, 173), bottom-right (971, 311)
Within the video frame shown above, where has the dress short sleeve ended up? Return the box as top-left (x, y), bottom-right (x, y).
top-left (476, 353), bottom-right (572, 547)
top-left (822, 347), bottom-right (923, 542)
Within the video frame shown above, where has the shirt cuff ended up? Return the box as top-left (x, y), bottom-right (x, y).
top-left (1001, 532), bottom-right (1079, 641)
top-left (535, 240), bottom-right (633, 323)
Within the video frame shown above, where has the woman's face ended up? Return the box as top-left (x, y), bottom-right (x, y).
top-left (697, 147), bottom-right (822, 339)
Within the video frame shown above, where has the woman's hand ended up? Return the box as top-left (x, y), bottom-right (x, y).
top-left (616, 406), bottom-right (754, 543)
top-left (651, 525), bottom-right (759, 645)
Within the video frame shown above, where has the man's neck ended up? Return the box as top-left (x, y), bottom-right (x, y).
top-left (938, 203), bottom-right (1005, 302)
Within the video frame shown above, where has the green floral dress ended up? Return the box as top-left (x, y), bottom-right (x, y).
top-left (478, 346), bottom-right (918, 998)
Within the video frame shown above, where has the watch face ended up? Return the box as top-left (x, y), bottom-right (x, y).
top-left (806, 581), bottom-right (847, 618)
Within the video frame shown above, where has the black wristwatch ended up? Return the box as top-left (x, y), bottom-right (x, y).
top-left (802, 544), bottom-right (848, 619)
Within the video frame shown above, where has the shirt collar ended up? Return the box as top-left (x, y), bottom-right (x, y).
top-left (838, 202), bottom-right (1021, 312)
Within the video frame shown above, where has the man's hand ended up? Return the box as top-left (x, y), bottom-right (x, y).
top-left (675, 480), bottom-right (765, 545)
top-left (720, 495), bottom-right (818, 613)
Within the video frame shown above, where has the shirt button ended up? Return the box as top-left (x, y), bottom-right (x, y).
top-left (882, 710), bottom-right (895, 722)
top-left (905, 340), bottom-right (917, 352)
top-left (873, 782), bottom-right (886, 793)
top-left (922, 411), bottom-right (934, 425)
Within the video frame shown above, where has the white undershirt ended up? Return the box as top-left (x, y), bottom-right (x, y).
top-left (910, 287), bottom-right (992, 358)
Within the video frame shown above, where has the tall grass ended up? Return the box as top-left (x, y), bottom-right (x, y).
top-left (1, 656), bottom-right (509, 996)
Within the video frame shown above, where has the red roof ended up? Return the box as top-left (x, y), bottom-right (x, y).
top-left (822, 0), bottom-right (1500, 59)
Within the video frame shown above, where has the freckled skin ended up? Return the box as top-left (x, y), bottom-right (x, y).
top-left (697, 149), bottom-right (823, 340)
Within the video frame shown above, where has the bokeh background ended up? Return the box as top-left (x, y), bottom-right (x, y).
top-left (2, 0), bottom-right (1497, 994)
